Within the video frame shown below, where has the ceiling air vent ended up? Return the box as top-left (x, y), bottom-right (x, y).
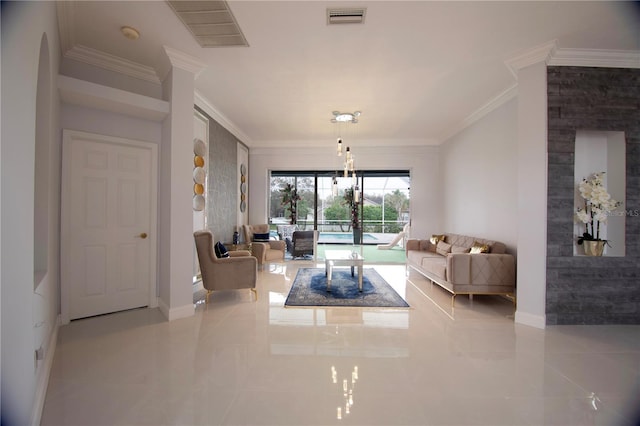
top-left (327, 8), bottom-right (366, 25)
top-left (167, 0), bottom-right (248, 47)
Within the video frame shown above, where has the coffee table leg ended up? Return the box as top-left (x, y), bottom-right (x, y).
top-left (358, 265), bottom-right (363, 291)
top-left (351, 265), bottom-right (354, 277)
top-left (327, 260), bottom-right (333, 292)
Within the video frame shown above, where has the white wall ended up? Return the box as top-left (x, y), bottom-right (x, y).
top-left (60, 104), bottom-right (163, 144)
top-left (249, 145), bottom-right (441, 239)
top-left (515, 61), bottom-right (548, 329)
top-left (1, 2), bottom-right (61, 424)
top-left (439, 98), bottom-right (518, 253)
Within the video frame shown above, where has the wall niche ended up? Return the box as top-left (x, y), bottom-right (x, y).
top-left (573, 130), bottom-right (626, 257)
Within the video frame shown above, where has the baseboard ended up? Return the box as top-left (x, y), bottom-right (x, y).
top-left (515, 310), bottom-right (546, 329)
top-left (30, 314), bottom-right (60, 426)
top-left (158, 298), bottom-right (194, 321)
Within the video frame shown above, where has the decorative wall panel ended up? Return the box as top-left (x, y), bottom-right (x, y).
top-left (546, 66), bottom-right (640, 325)
top-left (195, 105), bottom-right (248, 243)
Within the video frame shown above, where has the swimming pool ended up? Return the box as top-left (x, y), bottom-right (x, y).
top-left (317, 232), bottom-right (378, 243)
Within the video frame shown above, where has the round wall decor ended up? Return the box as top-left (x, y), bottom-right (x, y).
top-left (193, 138), bottom-right (206, 157)
top-left (193, 167), bottom-right (205, 184)
top-left (193, 194), bottom-right (205, 211)
top-left (193, 139), bottom-right (206, 211)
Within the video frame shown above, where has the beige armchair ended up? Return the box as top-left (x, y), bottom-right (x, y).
top-left (194, 230), bottom-right (257, 301)
top-left (243, 224), bottom-right (286, 268)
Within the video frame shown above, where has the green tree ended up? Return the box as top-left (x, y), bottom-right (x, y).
top-left (324, 199), bottom-right (349, 231)
top-left (296, 177), bottom-right (315, 224)
top-left (385, 189), bottom-right (409, 219)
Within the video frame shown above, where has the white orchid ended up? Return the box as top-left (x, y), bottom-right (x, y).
top-left (576, 172), bottom-right (622, 244)
top-left (575, 208), bottom-right (591, 224)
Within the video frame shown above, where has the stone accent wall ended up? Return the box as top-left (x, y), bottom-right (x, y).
top-left (546, 66), bottom-right (640, 325)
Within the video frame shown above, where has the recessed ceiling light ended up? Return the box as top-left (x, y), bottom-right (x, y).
top-left (331, 111), bottom-right (361, 123)
top-left (120, 26), bottom-right (140, 40)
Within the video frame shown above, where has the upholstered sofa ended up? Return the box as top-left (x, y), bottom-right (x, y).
top-left (406, 233), bottom-right (516, 305)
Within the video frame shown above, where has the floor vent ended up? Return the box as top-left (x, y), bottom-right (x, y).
top-left (167, 0), bottom-right (248, 47)
top-left (327, 8), bottom-right (366, 25)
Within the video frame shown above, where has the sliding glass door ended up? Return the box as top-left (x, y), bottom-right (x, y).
top-left (270, 171), bottom-right (409, 235)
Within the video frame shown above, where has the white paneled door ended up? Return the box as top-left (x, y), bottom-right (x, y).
top-left (61, 130), bottom-right (157, 322)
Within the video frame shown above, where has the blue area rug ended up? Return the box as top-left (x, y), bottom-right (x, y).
top-left (285, 268), bottom-right (409, 308)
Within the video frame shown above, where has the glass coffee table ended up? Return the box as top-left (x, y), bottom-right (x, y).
top-left (324, 250), bottom-right (364, 292)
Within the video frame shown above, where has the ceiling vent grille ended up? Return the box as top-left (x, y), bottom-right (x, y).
top-left (327, 8), bottom-right (366, 25)
top-left (167, 0), bottom-right (248, 47)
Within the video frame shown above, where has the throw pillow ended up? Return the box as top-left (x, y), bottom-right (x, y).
top-left (470, 241), bottom-right (490, 254)
top-left (430, 234), bottom-right (446, 245)
top-left (253, 232), bottom-right (270, 242)
top-left (451, 245), bottom-right (470, 254)
top-left (436, 241), bottom-right (452, 256)
top-left (214, 241), bottom-right (229, 258)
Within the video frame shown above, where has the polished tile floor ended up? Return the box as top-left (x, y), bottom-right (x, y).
top-left (42, 262), bottom-right (640, 425)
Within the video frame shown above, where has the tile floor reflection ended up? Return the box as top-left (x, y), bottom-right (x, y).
top-left (42, 262), bottom-right (640, 425)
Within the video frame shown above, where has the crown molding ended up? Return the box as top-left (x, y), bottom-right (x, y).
top-left (504, 40), bottom-right (558, 79)
top-left (64, 45), bottom-right (161, 84)
top-left (438, 84), bottom-right (518, 144)
top-left (443, 42), bottom-right (639, 144)
top-left (158, 46), bottom-right (207, 82)
top-left (56, 1), bottom-right (76, 54)
top-left (548, 48), bottom-right (640, 69)
top-left (194, 90), bottom-right (253, 146)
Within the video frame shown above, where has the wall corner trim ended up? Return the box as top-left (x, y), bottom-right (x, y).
top-left (30, 315), bottom-right (61, 426)
top-left (158, 45), bottom-right (207, 81)
top-left (505, 40), bottom-right (558, 79)
top-left (158, 299), bottom-right (195, 321)
top-left (515, 311), bottom-right (546, 329)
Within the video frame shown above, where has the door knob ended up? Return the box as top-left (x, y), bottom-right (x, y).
top-left (138, 232), bottom-right (148, 239)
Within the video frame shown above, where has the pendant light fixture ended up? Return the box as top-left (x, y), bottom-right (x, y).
top-left (332, 110), bottom-right (361, 189)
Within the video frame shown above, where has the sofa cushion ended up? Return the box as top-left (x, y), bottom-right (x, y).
top-left (420, 240), bottom-right (436, 253)
top-left (253, 232), bottom-right (270, 242)
top-left (430, 234), bottom-right (445, 245)
top-left (421, 255), bottom-right (447, 280)
top-left (446, 233), bottom-right (506, 253)
top-left (436, 241), bottom-right (452, 256)
top-left (470, 241), bottom-right (490, 254)
top-left (451, 245), bottom-right (470, 254)
top-left (214, 241), bottom-right (229, 258)
top-left (407, 249), bottom-right (439, 265)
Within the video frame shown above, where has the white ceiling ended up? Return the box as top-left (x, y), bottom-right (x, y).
top-left (58, 1), bottom-right (639, 148)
